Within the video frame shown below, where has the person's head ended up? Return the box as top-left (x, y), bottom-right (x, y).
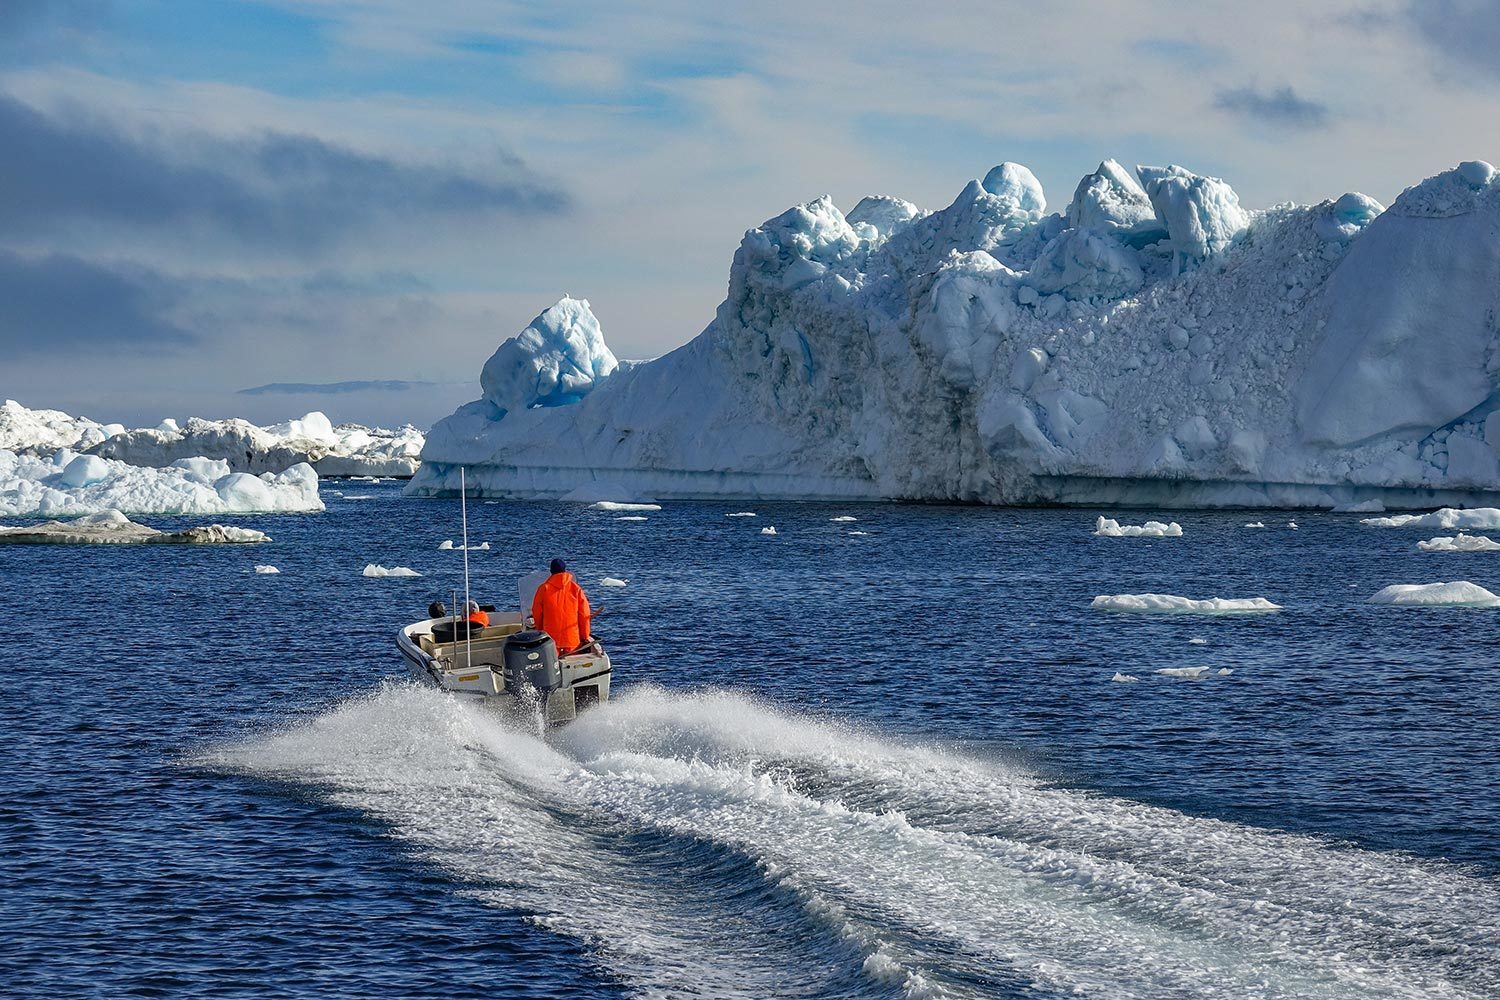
top-left (549, 558), bottom-right (567, 575)
top-left (465, 600), bottom-right (480, 614)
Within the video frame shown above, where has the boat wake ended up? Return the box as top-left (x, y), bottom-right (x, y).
top-left (210, 685), bottom-right (1500, 999)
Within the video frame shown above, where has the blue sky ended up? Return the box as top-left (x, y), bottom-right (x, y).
top-left (1, 0), bottom-right (1495, 426)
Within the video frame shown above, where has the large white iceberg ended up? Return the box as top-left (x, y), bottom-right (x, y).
top-left (410, 160), bottom-right (1500, 509)
top-left (1366, 581), bottom-right (1500, 607)
top-left (0, 449), bottom-right (322, 517)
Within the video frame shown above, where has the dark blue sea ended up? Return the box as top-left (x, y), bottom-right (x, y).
top-left (3, 482), bottom-right (1498, 998)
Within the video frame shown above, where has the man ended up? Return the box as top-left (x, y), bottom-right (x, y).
top-left (531, 558), bottom-right (591, 653)
top-left (465, 600), bottom-right (490, 628)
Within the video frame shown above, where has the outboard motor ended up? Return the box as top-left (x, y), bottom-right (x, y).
top-left (502, 630), bottom-right (561, 694)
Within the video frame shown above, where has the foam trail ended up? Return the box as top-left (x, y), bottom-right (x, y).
top-left (212, 685), bottom-right (1500, 1000)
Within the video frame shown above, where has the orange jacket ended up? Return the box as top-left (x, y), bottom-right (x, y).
top-left (532, 571), bottom-right (590, 652)
top-left (467, 609), bottom-right (490, 628)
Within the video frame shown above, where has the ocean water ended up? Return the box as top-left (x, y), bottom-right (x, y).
top-left (3, 482), bottom-right (1499, 998)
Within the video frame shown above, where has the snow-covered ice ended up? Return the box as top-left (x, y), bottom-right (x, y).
top-left (761, 526), bottom-right (778, 535)
top-left (1244, 522), bottom-right (1266, 528)
top-left (0, 449), bottom-right (322, 517)
top-left (409, 160), bottom-right (1500, 509)
top-left (1216, 668), bottom-right (1234, 675)
top-left (830, 516), bottom-right (859, 522)
top-left (1363, 508), bottom-right (1500, 530)
top-left (0, 399), bottom-right (124, 455)
top-left (1287, 521), bottom-right (1299, 529)
top-left (1188, 637), bottom-right (1209, 645)
top-left (1417, 533), bottom-right (1500, 552)
top-left (1156, 666), bottom-right (1210, 679)
top-left (615, 516), bottom-right (649, 522)
top-left (0, 509), bottom-right (270, 544)
top-left (1366, 581), bottom-right (1500, 607)
top-left (848, 530), bottom-right (869, 536)
top-left (1093, 516), bottom-right (1182, 537)
top-left (1111, 672), bottom-right (1140, 683)
top-left (363, 564), bottom-right (422, 578)
top-left (1091, 594), bottom-right (1282, 614)
top-left (254, 564), bottom-right (281, 574)
top-left (599, 577), bottom-right (628, 588)
top-left (726, 512), bottom-right (757, 518)
top-left (438, 540), bottom-right (489, 550)
top-left (589, 501), bottom-right (662, 512)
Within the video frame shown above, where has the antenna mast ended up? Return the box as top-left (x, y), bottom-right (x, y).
top-left (461, 466), bottom-right (473, 669)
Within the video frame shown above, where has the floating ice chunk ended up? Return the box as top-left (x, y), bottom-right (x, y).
top-left (341, 494), bottom-right (375, 500)
top-left (255, 564), bottom-right (280, 574)
top-left (615, 516), bottom-right (648, 522)
top-left (848, 530), bottom-right (869, 536)
top-left (0, 510), bottom-right (271, 544)
top-left (1287, 521), bottom-right (1298, 529)
top-left (480, 297), bottom-right (619, 415)
top-left (1094, 516), bottom-right (1182, 537)
top-left (1243, 522), bottom-right (1266, 529)
top-left (1156, 666), bottom-right (1210, 679)
top-left (599, 577), bottom-right (628, 588)
top-left (830, 516), bottom-right (858, 522)
top-left (438, 539), bottom-right (454, 550)
top-left (1417, 533), bottom-right (1500, 552)
top-left (1092, 594), bottom-right (1282, 614)
top-left (1367, 581), bottom-right (1500, 607)
top-left (1363, 508), bottom-right (1500, 530)
top-left (761, 526), bottom-right (778, 535)
top-left (589, 501), bottom-right (662, 512)
top-left (438, 540), bottom-right (489, 550)
top-left (725, 512), bottom-right (757, 518)
top-left (1332, 499), bottom-right (1385, 513)
top-left (1216, 668), bottom-right (1234, 675)
top-left (1188, 637), bottom-right (1209, 645)
top-left (363, 564), bottom-right (422, 578)
top-left (1111, 672), bottom-right (1140, 683)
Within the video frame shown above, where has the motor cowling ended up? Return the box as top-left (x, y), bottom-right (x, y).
top-left (502, 630), bottom-right (561, 694)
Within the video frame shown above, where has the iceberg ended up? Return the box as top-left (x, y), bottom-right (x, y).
top-left (2, 400), bottom-right (422, 477)
top-left (1156, 666), bottom-right (1210, 679)
top-left (599, 577), bottom-right (628, 588)
top-left (363, 564), bottom-right (422, 578)
top-left (0, 509), bottom-right (270, 544)
top-left (409, 160), bottom-right (1500, 510)
top-left (1093, 516), bottom-right (1183, 537)
top-left (1416, 533), bottom-right (1500, 552)
top-left (1091, 594), bottom-right (1282, 614)
top-left (255, 564), bottom-right (281, 574)
top-left (1362, 508), bottom-right (1500, 530)
top-left (0, 449), bottom-right (321, 517)
top-left (1366, 581), bottom-right (1500, 607)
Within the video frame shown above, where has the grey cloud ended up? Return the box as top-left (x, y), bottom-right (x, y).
top-left (1408, 0), bottom-right (1500, 80)
top-left (1213, 86), bottom-right (1330, 129)
top-left (239, 380), bottom-right (447, 395)
top-left (0, 250), bottom-right (196, 357)
top-left (0, 94), bottom-right (569, 253)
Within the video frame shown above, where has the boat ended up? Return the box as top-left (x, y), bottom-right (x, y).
top-left (395, 467), bottom-right (612, 725)
top-left (397, 577), bottom-right (613, 725)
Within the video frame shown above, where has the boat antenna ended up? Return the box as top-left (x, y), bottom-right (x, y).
top-left (461, 465), bottom-right (473, 670)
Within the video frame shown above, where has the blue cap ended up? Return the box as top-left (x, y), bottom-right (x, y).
top-left (550, 558), bottom-right (567, 574)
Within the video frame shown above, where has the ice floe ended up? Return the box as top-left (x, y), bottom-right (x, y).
top-left (599, 577), bottom-right (628, 588)
top-left (1110, 672), bottom-right (1140, 683)
top-left (1417, 533), bottom-right (1500, 552)
top-left (830, 516), bottom-right (859, 522)
top-left (848, 530), bottom-right (870, 536)
top-left (1156, 666), bottom-right (1210, 679)
top-left (0, 449), bottom-right (322, 517)
top-left (1243, 522), bottom-right (1266, 529)
top-left (761, 526), bottom-right (778, 535)
top-left (726, 512), bottom-right (757, 518)
top-left (1366, 581), bottom-right (1500, 607)
top-left (1188, 637), bottom-right (1209, 645)
top-left (254, 564), bottom-right (281, 574)
top-left (589, 501), bottom-right (662, 512)
top-left (1363, 508), bottom-right (1500, 530)
top-left (363, 564), bottom-right (423, 578)
top-left (438, 540), bottom-right (490, 550)
top-left (1093, 516), bottom-right (1182, 537)
top-left (0, 509), bottom-right (270, 544)
top-left (615, 516), bottom-right (649, 522)
top-left (1091, 594), bottom-right (1282, 614)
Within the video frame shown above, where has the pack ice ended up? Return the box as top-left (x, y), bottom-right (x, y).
top-left (0, 449), bottom-right (323, 517)
top-left (410, 160), bottom-right (1500, 508)
top-left (3, 400), bottom-right (422, 477)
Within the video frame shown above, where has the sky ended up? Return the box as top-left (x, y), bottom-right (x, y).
top-left (1, 0), bottom-right (1496, 428)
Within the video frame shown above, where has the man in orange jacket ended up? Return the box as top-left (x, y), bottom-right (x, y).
top-left (531, 558), bottom-right (591, 653)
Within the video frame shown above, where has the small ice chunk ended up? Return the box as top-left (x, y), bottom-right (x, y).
top-left (1287, 521), bottom-right (1299, 529)
top-left (1092, 594), bottom-right (1282, 614)
top-left (1094, 515), bottom-right (1182, 537)
top-left (761, 526), bottom-right (778, 535)
top-left (1363, 508), bottom-right (1500, 530)
top-left (615, 516), bottom-right (648, 522)
top-left (1111, 672), bottom-right (1140, 683)
top-left (1243, 521), bottom-right (1266, 529)
top-left (599, 576), bottom-right (628, 588)
top-left (1156, 666), bottom-right (1210, 679)
top-left (848, 530), bottom-right (869, 536)
top-left (726, 512), bottom-right (757, 518)
top-left (1417, 533), bottom-right (1500, 552)
top-left (363, 564), bottom-right (423, 578)
top-left (589, 501), bottom-right (662, 512)
top-left (1367, 581), bottom-right (1500, 607)
top-left (1216, 668), bottom-right (1234, 676)
top-left (830, 516), bottom-right (859, 522)
top-left (1188, 637), bottom-right (1209, 645)
top-left (438, 540), bottom-right (454, 550)
top-left (254, 564), bottom-right (280, 574)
